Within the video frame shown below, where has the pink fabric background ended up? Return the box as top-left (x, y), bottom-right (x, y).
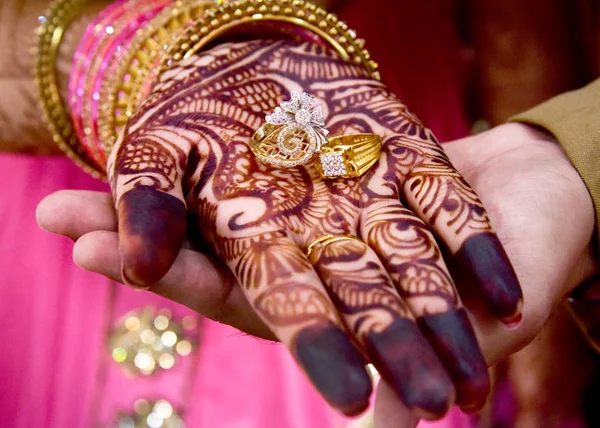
top-left (0, 0), bottom-right (476, 426)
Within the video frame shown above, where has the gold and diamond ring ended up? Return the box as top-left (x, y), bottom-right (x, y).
top-left (250, 92), bottom-right (382, 179)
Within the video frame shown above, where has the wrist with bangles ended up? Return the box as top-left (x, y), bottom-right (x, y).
top-left (70, 0), bottom-right (172, 165)
top-left (34, 0), bottom-right (382, 180)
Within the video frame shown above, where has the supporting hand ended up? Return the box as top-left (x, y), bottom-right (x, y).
top-left (374, 123), bottom-right (597, 427)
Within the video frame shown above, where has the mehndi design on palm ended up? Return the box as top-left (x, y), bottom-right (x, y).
top-left (108, 40), bottom-right (523, 418)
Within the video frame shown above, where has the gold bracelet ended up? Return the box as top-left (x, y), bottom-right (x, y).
top-left (160, 0), bottom-right (379, 80)
top-left (33, 0), bottom-right (105, 178)
top-left (98, 0), bottom-right (215, 155)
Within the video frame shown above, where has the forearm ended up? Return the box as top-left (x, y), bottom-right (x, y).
top-left (0, 0), bottom-right (53, 153)
top-left (1, 0), bottom-right (107, 154)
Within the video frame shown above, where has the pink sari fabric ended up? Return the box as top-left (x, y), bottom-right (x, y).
top-left (0, 0), bottom-right (474, 426)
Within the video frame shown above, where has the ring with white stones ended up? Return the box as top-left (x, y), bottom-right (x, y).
top-left (250, 91), bottom-right (381, 179)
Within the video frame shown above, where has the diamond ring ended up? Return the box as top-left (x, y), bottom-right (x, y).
top-left (250, 91), bottom-right (382, 179)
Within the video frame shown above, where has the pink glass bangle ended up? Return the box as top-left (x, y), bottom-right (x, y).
top-left (69, 0), bottom-right (353, 171)
top-left (82, 0), bottom-right (170, 167)
top-left (68, 0), bottom-right (126, 168)
top-left (68, 0), bottom-right (169, 171)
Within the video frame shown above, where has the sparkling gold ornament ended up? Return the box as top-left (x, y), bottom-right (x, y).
top-left (108, 399), bottom-right (185, 428)
top-left (108, 307), bottom-right (197, 376)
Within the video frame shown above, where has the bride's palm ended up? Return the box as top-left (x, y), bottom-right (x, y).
top-left (108, 40), bottom-right (521, 416)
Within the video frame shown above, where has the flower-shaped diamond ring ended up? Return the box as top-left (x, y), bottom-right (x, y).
top-left (250, 91), bottom-right (382, 179)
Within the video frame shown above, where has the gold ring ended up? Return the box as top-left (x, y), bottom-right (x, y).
top-left (250, 91), bottom-right (381, 179)
top-left (305, 234), bottom-right (362, 260)
top-left (316, 133), bottom-right (382, 179)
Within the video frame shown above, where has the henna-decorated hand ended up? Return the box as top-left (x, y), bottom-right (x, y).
top-left (36, 123), bottom-right (595, 424)
top-left (98, 40), bottom-right (525, 417)
top-left (106, 39), bottom-right (523, 416)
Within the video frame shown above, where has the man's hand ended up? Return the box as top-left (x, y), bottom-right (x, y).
top-left (374, 122), bottom-right (598, 427)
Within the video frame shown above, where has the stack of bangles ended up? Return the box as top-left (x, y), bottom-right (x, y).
top-left (33, 0), bottom-right (383, 180)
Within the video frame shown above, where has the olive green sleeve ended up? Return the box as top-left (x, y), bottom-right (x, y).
top-left (510, 79), bottom-right (600, 251)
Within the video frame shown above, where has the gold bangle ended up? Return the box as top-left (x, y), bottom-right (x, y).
top-left (160, 0), bottom-right (379, 80)
top-left (33, 0), bottom-right (105, 178)
top-left (98, 0), bottom-right (215, 155)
